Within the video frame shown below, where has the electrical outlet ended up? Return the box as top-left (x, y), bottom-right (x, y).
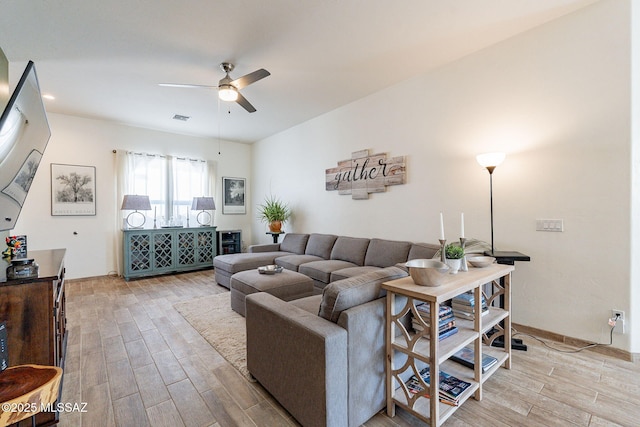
top-left (611, 309), bottom-right (625, 333)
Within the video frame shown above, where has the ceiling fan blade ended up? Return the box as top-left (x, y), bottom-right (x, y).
top-left (235, 92), bottom-right (257, 113)
top-left (158, 83), bottom-right (217, 89)
top-left (231, 69), bottom-right (270, 90)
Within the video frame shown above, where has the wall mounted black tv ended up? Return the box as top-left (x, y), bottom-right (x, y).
top-left (0, 60), bottom-right (51, 231)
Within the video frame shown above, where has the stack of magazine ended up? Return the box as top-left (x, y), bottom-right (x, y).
top-left (450, 346), bottom-right (499, 373)
top-left (412, 303), bottom-right (458, 340)
top-left (405, 365), bottom-right (472, 406)
top-left (451, 291), bottom-right (488, 319)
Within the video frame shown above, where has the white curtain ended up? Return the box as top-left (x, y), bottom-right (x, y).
top-left (114, 150), bottom-right (216, 276)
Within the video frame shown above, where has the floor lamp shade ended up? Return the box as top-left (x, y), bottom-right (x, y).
top-left (476, 153), bottom-right (505, 255)
top-left (121, 195), bottom-right (151, 229)
top-left (191, 197), bottom-right (216, 226)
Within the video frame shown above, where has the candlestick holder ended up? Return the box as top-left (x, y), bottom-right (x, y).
top-left (439, 239), bottom-right (446, 263)
top-left (459, 237), bottom-right (468, 272)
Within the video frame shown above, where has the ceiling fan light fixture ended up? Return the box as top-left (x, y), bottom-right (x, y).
top-left (218, 84), bottom-right (238, 102)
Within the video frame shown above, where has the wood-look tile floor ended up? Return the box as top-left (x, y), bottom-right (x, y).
top-left (58, 270), bottom-right (640, 427)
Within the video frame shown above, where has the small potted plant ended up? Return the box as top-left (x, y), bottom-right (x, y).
top-left (444, 243), bottom-right (464, 274)
top-left (257, 195), bottom-right (291, 233)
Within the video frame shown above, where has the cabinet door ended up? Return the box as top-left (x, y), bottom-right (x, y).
top-left (196, 230), bottom-right (214, 265)
top-left (152, 231), bottom-right (175, 272)
top-left (176, 230), bottom-right (197, 267)
top-left (125, 232), bottom-right (153, 276)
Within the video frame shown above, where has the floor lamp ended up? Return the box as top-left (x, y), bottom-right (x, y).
top-left (476, 152), bottom-right (505, 256)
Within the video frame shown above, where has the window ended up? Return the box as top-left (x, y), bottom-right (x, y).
top-left (123, 151), bottom-right (212, 224)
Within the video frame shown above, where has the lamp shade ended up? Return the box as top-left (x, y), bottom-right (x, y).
top-left (476, 152), bottom-right (506, 169)
top-left (121, 195), bottom-right (151, 211)
top-left (191, 197), bottom-right (216, 211)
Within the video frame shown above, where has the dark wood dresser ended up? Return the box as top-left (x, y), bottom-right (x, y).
top-left (0, 248), bottom-right (66, 426)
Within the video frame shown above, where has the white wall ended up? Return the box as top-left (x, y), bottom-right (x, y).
top-left (12, 113), bottom-right (252, 279)
top-left (253, 0), bottom-right (635, 352)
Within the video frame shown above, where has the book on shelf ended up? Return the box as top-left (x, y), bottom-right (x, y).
top-left (411, 318), bottom-right (455, 334)
top-left (450, 346), bottom-right (499, 373)
top-left (405, 366), bottom-right (472, 406)
top-left (452, 291), bottom-right (485, 305)
top-left (452, 307), bottom-right (489, 320)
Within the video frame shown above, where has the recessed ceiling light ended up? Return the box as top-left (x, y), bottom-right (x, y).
top-left (172, 114), bottom-right (190, 122)
top-left (42, 94), bottom-right (55, 100)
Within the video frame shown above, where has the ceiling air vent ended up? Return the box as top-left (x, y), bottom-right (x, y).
top-left (172, 114), bottom-right (190, 122)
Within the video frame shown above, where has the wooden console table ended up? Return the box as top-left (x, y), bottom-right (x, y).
top-left (0, 249), bottom-right (67, 427)
top-left (383, 263), bottom-right (514, 426)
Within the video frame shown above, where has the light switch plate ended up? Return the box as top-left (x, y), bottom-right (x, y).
top-left (536, 219), bottom-right (563, 232)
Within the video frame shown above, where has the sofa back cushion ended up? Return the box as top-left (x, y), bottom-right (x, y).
top-left (318, 266), bottom-right (408, 323)
top-left (407, 242), bottom-right (440, 260)
top-left (364, 238), bottom-right (412, 267)
top-left (279, 233), bottom-right (310, 254)
top-left (330, 236), bottom-right (370, 265)
top-left (304, 233), bottom-right (338, 259)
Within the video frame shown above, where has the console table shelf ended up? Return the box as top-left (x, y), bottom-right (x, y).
top-left (123, 226), bottom-right (216, 280)
top-left (383, 263), bottom-right (514, 426)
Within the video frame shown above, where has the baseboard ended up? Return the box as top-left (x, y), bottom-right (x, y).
top-left (512, 322), bottom-right (636, 362)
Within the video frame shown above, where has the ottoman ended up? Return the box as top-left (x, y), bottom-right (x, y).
top-left (230, 269), bottom-right (315, 316)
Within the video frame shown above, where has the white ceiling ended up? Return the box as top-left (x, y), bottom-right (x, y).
top-left (0, 0), bottom-right (598, 143)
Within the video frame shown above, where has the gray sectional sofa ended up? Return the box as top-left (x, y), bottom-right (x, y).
top-left (213, 232), bottom-right (440, 292)
top-left (211, 233), bottom-right (440, 427)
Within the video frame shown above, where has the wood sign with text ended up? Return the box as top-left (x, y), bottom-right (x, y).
top-left (325, 149), bottom-right (406, 199)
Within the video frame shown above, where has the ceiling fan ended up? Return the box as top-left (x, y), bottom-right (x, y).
top-left (159, 62), bottom-right (270, 113)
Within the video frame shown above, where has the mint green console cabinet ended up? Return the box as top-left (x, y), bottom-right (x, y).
top-left (123, 226), bottom-right (216, 280)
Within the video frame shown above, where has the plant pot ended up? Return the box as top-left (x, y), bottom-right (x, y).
top-left (445, 258), bottom-right (461, 274)
top-left (268, 221), bottom-right (282, 233)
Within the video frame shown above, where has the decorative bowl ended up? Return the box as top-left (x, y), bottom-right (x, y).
top-left (404, 259), bottom-right (450, 286)
top-left (258, 265), bottom-right (283, 275)
top-left (467, 256), bottom-right (496, 268)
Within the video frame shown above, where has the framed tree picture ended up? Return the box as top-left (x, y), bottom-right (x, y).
top-left (222, 176), bottom-right (246, 214)
top-left (51, 163), bottom-right (96, 216)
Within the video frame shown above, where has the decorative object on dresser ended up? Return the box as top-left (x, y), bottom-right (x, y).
top-left (476, 152), bottom-right (506, 256)
top-left (122, 226), bottom-right (216, 280)
top-left (51, 163), bottom-right (96, 216)
top-left (222, 177), bottom-right (246, 214)
top-left (120, 194), bottom-right (151, 229)
top-left (191, 196), bottom-right (216, 226)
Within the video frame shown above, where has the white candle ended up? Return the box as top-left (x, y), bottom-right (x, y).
top-left (439, 212), bottom-right (445, 240)
top-left (460, 213), bottom-right (465, 238)
top-left (154, 206), bottom-right (157, 220)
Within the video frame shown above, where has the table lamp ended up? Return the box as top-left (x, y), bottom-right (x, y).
top-left (121, 195), bottom-right (151, 229)
top-left (191, 197), bottom-right (216, 226)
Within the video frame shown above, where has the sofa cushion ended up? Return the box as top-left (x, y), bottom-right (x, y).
top-left (318, 266), bottom-right (408, 323)
top-left (305, 233), bottom-right (338, 258)
top-left (407, 242), bottom-right (440, 260)
top-left (364, 238), bottom-right (412, 267)
top-left (290, 294), bottom-right (322, 314)
top-left (330, 266), bottom-right (381, 282)
top-left (330, 236), bottom-right (370, 265)
top-left (213, 252), bottom-right (286, 274)
top-left (279, 233), bottom-right (310, 255)
top-left (275, 254), bottom-right (325, 271)
top-left (299, 260), bottom-right (358, 284)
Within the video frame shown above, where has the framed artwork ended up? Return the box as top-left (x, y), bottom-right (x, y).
top-left (51, 163), bottom-right (96, 216)
top-left (222, 176), bottom-right (246, 214)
